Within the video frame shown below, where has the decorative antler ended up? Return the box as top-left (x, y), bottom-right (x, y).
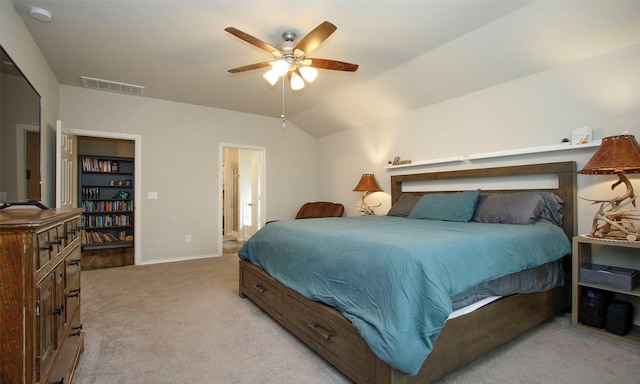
top-left (581, 172), bottom-right (639, 240)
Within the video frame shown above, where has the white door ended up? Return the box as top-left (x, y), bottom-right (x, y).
top-left (55, 120), bottom-right (75, 209)
top-left (247, 151), bottom-right (262, 237)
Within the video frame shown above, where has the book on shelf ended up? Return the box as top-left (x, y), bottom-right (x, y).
top-left (81, 214), bottom-right (131, 228)
top-left (81, 200), bottom-right (132, 213)
top-left (82, 157), bottom-right (122, 173)
top-left (82, 230), bottom-right (131, 245)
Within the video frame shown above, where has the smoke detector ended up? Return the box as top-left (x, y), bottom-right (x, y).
top-left (29, 7), bottom-right (52, 22)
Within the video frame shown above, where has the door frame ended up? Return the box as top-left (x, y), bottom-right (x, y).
top-left (71, 129), bottom-right (142, 265)
top-left (16, 124), bottom-right (39, 201)
top-left (219, 143), bottom-right (266, 255)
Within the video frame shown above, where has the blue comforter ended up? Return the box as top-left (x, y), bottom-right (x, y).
top-left (238, 216), bottom-right (571, 375)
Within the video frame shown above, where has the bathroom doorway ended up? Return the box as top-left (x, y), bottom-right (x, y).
top-left (221, 144), bottom-right (265, 254)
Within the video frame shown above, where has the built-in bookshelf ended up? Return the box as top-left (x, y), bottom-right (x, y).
top-left (79, 156), bottom-right (134, 252)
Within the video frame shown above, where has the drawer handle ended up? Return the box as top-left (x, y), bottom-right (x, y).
top-left (70, 324), bottom-right (83, 337)
top-left (53, 305), bottom-right (64, 316)
top-left (52, 379), bottom-right (64, 384)
top-left (41, 244), bottom-right (53, 251)
top-left (68, 289), bottom-right (81, 298)
top-left (307, 322), bottom-right (332, 341)
top-left (251, 284), bottom-right (266, 294)
top-left (69, 258), bottom-right (81, 266)
top-left (53, 238), bottom-right (64, 244)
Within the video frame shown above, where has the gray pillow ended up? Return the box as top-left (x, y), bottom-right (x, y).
top-left (387, 193), bottom-right (422, 217)
top-left (472, 192), bottom-right (546, 225)
top-left (408, 189), bottom-right (480, 222)
top-left (536, 192), bottom-right (564, 227)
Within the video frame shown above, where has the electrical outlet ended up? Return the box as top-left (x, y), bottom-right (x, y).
top-left (185, 234), bottom-right (192, 243)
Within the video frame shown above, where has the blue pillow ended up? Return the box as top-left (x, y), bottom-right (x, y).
top-left (408, 189), bottom-right (481, 222)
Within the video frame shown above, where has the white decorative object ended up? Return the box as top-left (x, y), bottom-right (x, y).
top-left (572, 126), bottom-right (592, 145)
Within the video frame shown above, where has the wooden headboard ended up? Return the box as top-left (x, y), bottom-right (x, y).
top-left (390, 161), bottom-right (577, 240)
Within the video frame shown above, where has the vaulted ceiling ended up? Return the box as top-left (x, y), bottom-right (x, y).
top-left (11, 1), bottom-right (640, 138)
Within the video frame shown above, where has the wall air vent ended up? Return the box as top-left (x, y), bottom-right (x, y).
top-left (81, 76), bottom-right (145, 96)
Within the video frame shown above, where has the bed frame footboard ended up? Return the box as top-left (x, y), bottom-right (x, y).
top-left (239, 259), bottom-right (570, 384)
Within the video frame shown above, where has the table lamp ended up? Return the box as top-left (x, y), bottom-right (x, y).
top-left (353, 174), bottom-right (383, 216)
top-left (578, 134), bottom-right (640, 240)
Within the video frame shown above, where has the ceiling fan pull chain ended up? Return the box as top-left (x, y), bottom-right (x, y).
top-left (281, 79), bottom-right (286, 129)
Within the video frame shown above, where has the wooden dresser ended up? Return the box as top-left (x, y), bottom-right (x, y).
top-left (1, 208), bottom-right (85, 384)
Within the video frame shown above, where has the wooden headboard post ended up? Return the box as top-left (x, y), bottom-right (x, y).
top-left (390, 162), bottom-right (577, 239)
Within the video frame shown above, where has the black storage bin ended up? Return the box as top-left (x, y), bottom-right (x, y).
top-left (605, 300), bottom-right (634, 336)
top-left (579, 288), bottom-right (613, 328)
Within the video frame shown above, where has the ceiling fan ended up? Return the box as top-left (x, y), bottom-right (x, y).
top-left (225, 21), bottom-right (358, 90)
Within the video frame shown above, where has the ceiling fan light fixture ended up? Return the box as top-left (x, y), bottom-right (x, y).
top-left (263, 70), bottom-right (279, 86)
top-left (290, 72), bottom-right (305, 90)
top-left (272, 60), bottom-right (289, 76)
top-left (299, 66), bottom-right (318, 83)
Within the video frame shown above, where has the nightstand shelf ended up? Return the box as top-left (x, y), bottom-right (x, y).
top-left (572, 236), bottom-right (640, 346)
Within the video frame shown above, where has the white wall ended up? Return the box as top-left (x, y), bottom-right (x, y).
top-left (1, 1), bottom-right (60, 206)
top-left (317, 39), bottom-right (640, 321)
top-left (60, 85), bottom-right (316, 264)
top-left (317, 43), bottom-right (640, 233)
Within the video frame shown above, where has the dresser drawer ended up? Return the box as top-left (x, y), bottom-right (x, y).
top-left (286, 294), bottom-right (376, 377)
top-left (46, 308), bottom-right (84, 384)
top-left (241, 267), bottom-right (284, 315)
top-left (65, 273), bottom-right (81, 326)
top-left (54, 224), bottom-right (67, 249)
top-left (65, 247), bottom-right (82, 289)
top-left (36, 230), bottom-right (52, 269)
top-left (65, 216), bottom-right (82, 244)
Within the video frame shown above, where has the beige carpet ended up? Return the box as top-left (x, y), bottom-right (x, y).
top-left (222, 240), bottom-right (244, 255)
top-left (74, 255), bottom-right (640, 384)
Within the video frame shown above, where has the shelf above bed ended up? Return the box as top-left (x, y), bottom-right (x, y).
top-left (384, 141), bottom-right (601, 170)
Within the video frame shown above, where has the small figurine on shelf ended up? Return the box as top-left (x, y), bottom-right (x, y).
top-left (391, 156), bottom-right (412, 166)
top-left (113, 190), bottom-right (130, 199)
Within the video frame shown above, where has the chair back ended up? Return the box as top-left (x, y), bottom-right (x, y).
top-left (295, 202), bottom-right (345, 219)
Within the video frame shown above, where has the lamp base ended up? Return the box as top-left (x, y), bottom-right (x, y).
top-left (358, 193), bottom-right (380, 216)
top-left (359, 205), bottom-right (378, 216)
top-left (583, 173), bottom-right (639, 241)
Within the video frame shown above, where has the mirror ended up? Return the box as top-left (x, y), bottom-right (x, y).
top-left (1, 45), bottom-right (42, 204)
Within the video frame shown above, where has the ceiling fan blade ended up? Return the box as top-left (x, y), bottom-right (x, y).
top-left (307, 58), bottom-right (359, 72)
top-left (294, 21), bottom-right (337, 55)
top-left (228, 62), bottom-right (272, 73)
top-left (225, 27), bottom-right (279, 54)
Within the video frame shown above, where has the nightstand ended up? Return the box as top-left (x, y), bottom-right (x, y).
top-left (572, 236), bottom-right (640, 345)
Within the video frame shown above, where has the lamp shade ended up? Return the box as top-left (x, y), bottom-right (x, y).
top-left (579, 134), bottom-right (640, 175)
top-left (263, 70), bottom-right (279, 86)
top-left (353, 174), bottom-right (383, 192)
top-left (272, 59), bottom-right (289, 76)
top-left (290, 72), bottom-right (305, 90)
top-left (299, 66), bottom-right (318, 82)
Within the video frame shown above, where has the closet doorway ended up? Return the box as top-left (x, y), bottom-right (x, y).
top-left (220, 144), bottom-right (265, 254)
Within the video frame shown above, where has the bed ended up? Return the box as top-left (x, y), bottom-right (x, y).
top-left (238, 161), bottom-right (577, 383)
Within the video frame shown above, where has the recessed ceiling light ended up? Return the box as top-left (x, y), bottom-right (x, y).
top-left (29, 7), bottom-right (52, 22)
